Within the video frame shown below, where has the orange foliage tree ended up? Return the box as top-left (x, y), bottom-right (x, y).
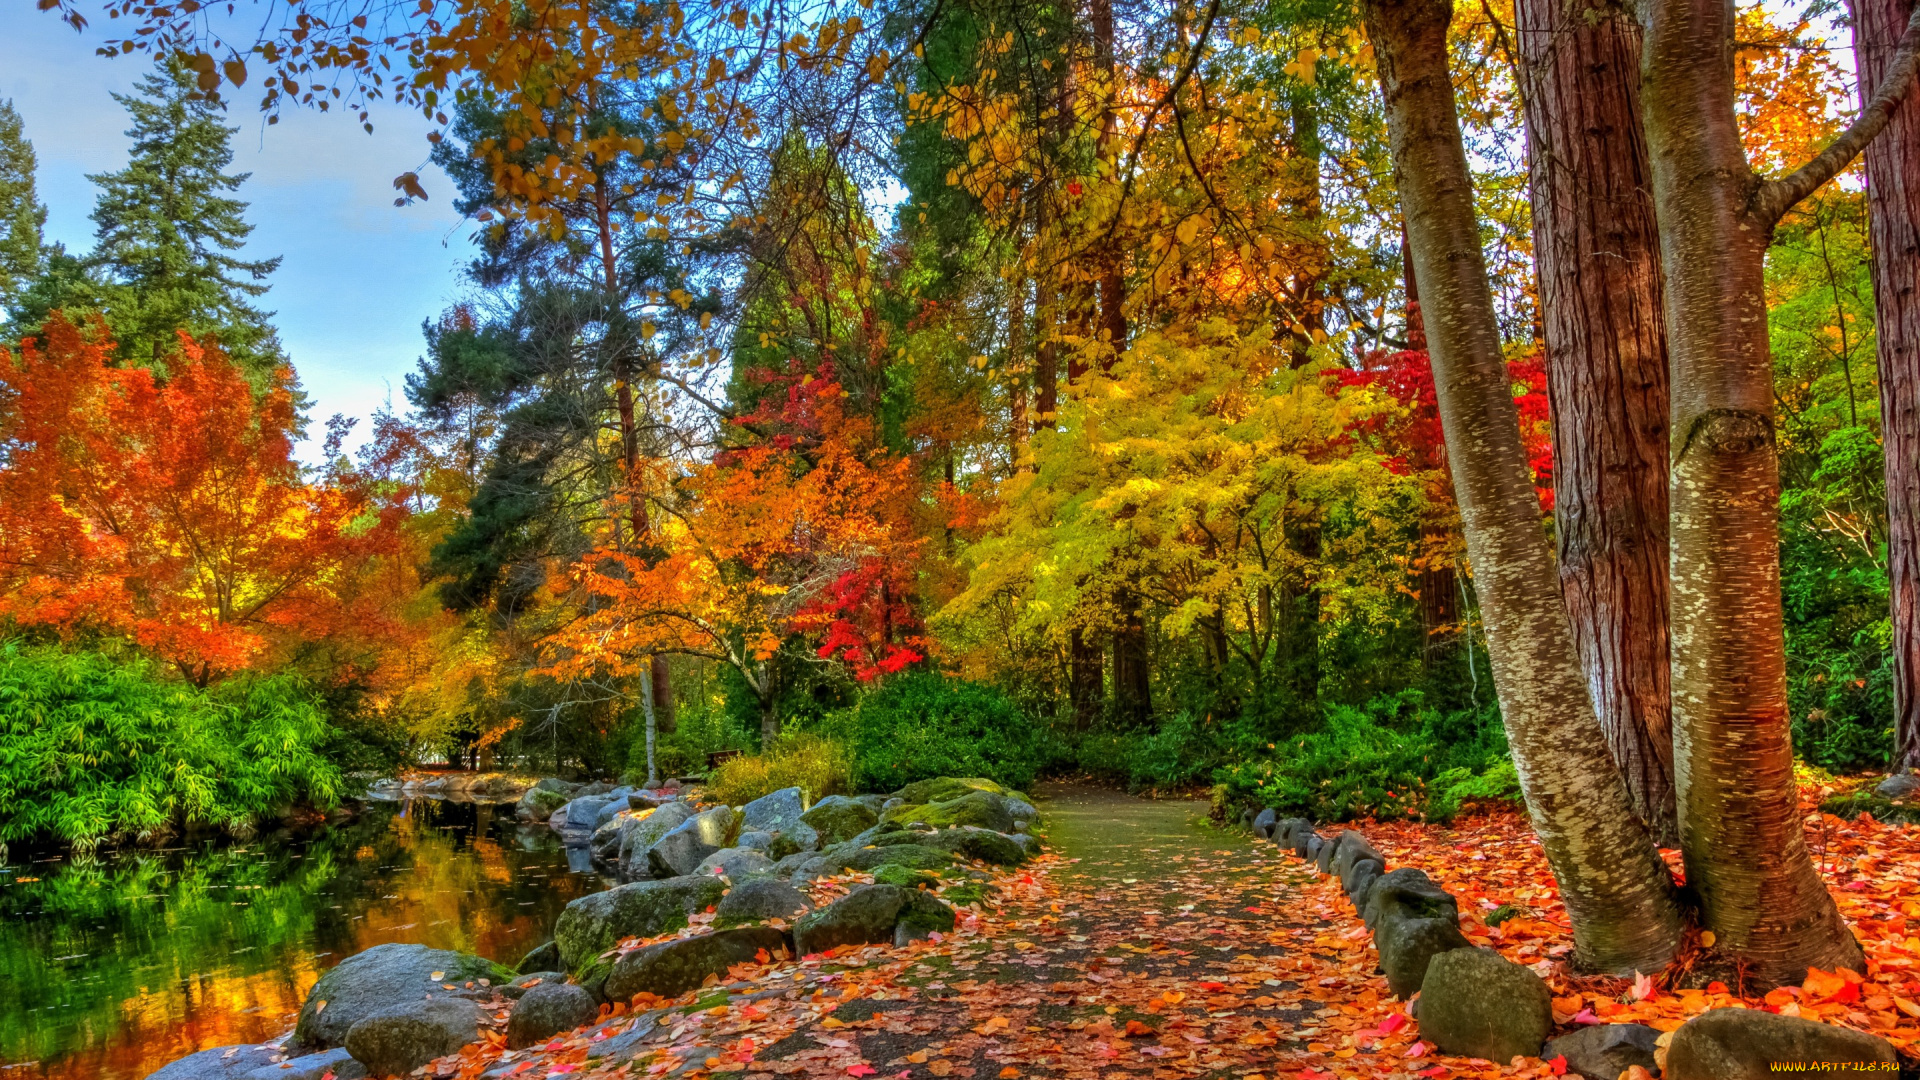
top-left (0, 316), bottom-right (405, 684)
top-left (548, 366), bottom-right (925, 742)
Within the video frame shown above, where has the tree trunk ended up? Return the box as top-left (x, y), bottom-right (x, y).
top-left (1518, 0), bottom-right (1679, 845)
top-left (1070, 627), bottom-right (1104, 729)
top-left (1852, 0), bottom-right (1920, 773)
top-left (1633, 0), bottom-right (1920, 983)
top-left (651, 653), bottom-right (676, 734)
top-left (1090, 0), bottom-right (1128, 363)
top-left (1113, 592), bottom-right (1151, 723)
top-left (1363, 0), bottom-right (1685, 973)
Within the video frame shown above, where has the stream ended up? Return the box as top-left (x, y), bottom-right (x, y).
top-left (0, 799), bottom-right (601, 1080)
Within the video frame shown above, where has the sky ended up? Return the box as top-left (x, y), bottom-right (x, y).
top-left (0, 6), bottom-right (477, 461)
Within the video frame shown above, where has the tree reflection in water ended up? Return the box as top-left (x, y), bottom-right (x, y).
top-left (0, 798), bottom-right (602, 1080)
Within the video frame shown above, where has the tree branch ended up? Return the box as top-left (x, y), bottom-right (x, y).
top-left (1751, 3), bottom-right (1920, 227)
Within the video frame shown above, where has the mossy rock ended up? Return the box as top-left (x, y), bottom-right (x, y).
top-left (939, 882), bottom-right (993, 907)
top-left (839, 844), bottom-right (955, 872)
top-left (1483, 904), bottom-right (1520, 928)
top-left (553, 876), bottom-right (729, 978)
top-left (891, 777), bottom-right (1010, 804)
top-left (1820, 789), bottom-right (1920, 824)
top-left (800, 796), bottom-right (880, 845)
top-left (872, 863), bottom-right (940, 889)
top-left (604, 926), bottom-right (790, 1003)
top-left (883, 791), bottom-right (1021, 832)
top-left (919, 826), bottom-right (1028, 866)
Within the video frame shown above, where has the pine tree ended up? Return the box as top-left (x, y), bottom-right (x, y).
top-left (0, 99), bottom-right (46, 313)
top-left (87, 60), bottom-right (283, 379)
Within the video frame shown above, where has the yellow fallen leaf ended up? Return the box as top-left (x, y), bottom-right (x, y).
top-left (1699, 931), bottom-right (1716, 947)
top-left (907, 1051), bottom-right (928, 1064)
top-left (1895, 996), bottom-right (1920, 1018)
top-left (929, 1062), bottom-right (953, 1077)
top-left (429, 971), bottom-right (445, 980)
top-left (1335, 1048), bottom-right (1358, 1059)
top-left (822, 1018), bottom-right (847, 1029)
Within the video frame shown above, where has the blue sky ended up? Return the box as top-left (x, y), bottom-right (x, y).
top-left (0, 6), bottom-right (476, 460)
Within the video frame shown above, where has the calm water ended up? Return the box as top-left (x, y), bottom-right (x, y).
top-left (0, 799), bottom-right (603, 1080)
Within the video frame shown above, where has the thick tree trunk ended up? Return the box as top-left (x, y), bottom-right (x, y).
top-left (1363, 0), bottom-right (1685, 973)
top-left (1070, 628), bottom-right (1104, 729)
top-left (1632, 0), bottom-right (1920, 982)
top-left (1853, 0), bottom-right (1920, 773)
top-left (650, 653), bottom-right (676, 734)
top-left (1518, 0), bottom-right (1679, 845)
top-left (1113, 592), bottom-right (1152, 723)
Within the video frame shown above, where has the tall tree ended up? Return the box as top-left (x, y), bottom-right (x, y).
top-left (1517, 0), bottom-right (1678, 843)
top-left (1361, 0), bottom-right (1686, 973)
top-left (0, 100), bottom-right (45, 314)
top-left (1633, 0), bottom-right (1920, 982)
top-left (88, 61), bottom-right (283, 379)
top-left (1852, 0), bottom-right (1920, 775)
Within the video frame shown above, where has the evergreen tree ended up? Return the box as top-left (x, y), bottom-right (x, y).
top-left (0, 99), bottom-right (46, 314)
top-left (86, 60), bottom-right (284, 378)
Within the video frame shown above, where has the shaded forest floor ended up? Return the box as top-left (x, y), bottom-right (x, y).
top-left (443, 781), bottom-right (1920, 1080)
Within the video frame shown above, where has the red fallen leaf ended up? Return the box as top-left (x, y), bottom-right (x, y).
top-left (1379, 1012), bottom-right (1408, 1034)
top-left (1195, 981), bottom-right (1228, 992)
top-left (1571, 1008), bottom-right (1601, 1025)
top-left (1417, 1067), bottom-right (1449, 1078)
top-left (1549, 1054), bottom-right (1568, 1075)
top-left (1404, 1041), bottom-right (1428, 1058)
top-left (848, 1066), bottom-right (877, 1077)
top-left (755, 948), bottom-right (771, 963)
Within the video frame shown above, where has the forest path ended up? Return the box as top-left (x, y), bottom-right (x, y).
top-left (741, 785), bottom-right (1357, 1079)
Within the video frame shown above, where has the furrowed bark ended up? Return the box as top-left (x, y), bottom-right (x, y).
top-left (1517, 0), bottom-right (1678, 845)
top-left (1363, 0), bottom-right (1685, 973)
top-left (1852, 0), bottom-right (1920, 773)
top-left (1631, 0), bottom-right (1920, 984)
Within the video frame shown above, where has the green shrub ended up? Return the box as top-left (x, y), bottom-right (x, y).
top-left (1052, 711), bottom-right (1238, 793)
top-left (1424, 761), bottom-right (1522, 823)
top-left (836, 672), bottom-right (1041, 793)
top-left (0, 641), bottom-right (342, 851)
top-left (1214, 691), bottom-right (1506, 822)
top-left (704, 733), bottom-right (853, 805)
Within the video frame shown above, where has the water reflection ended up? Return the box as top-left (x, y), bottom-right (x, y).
top-left (0, 799), bottom-right (604, 1080)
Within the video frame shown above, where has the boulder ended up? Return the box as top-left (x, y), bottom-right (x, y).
top-left (1376, 912), bottom-right (1473, 999)
top-left (240, 1048), bottom-right (365, 1080)
top-left (891, 777), bottom-right (1010, 804)
top-left (1363, 867), bottom-right (1459, 931)
top-left (789, 855), bottom-right (832, 885)
top-left (771, 852), bottom-right (816, 877)
top-left (591, 813), bottom-right (634, 860)
top-left (517, 939), bottom-right (562, 975)
top-left (766, 821), bottom-right (822, 859)
top-left (343, 998), bottom-right (481, 1077)
top-left (590, 797), bottom-right (631, 832)
top-left (1876, 773), bottom-right (1920, 800)
top-left (604, 925), bottom-right (790, 1002)
top-left (1417, 948), bottom-right (1552, 1063)
top-left (1344, 858), bottom-right (1385, 907)
top-left (617, 801), bottom-right (698, 880)
top-left (1315, 832), bottom-right (1343, 873)
top-left (696, 847), bottom-right (777, 880)
top-left (873, 863), bottom-right (941, 889)
top-left (1544, 1023), bottom-right (1660, 1080)
top-left (550, 794), bottom-right (613, 837)
top-left (145, 1045), bottom-right (280, 1080)
top-left (793, 884), bottom-right (956, 955)
top-left (516, 785), bottom-right (571, 824)
top-left (716, 877), bottom-right (813, 926)
top-left (885, 790), bottom-right (1019, 832)
top-left (736, 830), bottom-right (775, 852)
top-left (838, 844), bottom-right (955, 872)
top-left (801, 795), bottom-right (880, 845)
top-left (292, 943), bottom-right (508, 1050)
top-left (506, 982), bottom-right (600, 1049)
top-left (502, 971), bottom-right (564, 1000)
top-left (1252, 807), bottom-right (1278, 839)
top-left (918, 826), bottom-right (1028, 866)
top-left (892, 888), bottom-right (958, 946)
top-left (646, 806), bottom-right (738, 878)
top-left (741, 787), bottom-right (808, 833)
top-left (1303, 832), bottom-right (1325, 863)
top-left (553, 875), bottom-right (729, 976)
top-left (1330, 831), bottom-right (1384, 880)
top-left (1664, 1008), bottom-right (1898, 1080)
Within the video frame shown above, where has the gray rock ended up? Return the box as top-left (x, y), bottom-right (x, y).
top-left (741, 787), bottom-right (808, 832)
top-left (908, 790), bottom-right (1018, 832)
top-left (1304, 832), bottom-right (1325, 863)
top-left (1544, 1023), bottom-right (1660, 1080)
top-left (1252, 807), bottom-right (1278, 839)
top-left (507, 982), bottom-right (600, 1049)
top-left (919, 826), bottom-right (1028, 866)
top-left (517, 939), bottom-right (562, 974)
top-left (145, 1045), bottom-right (280, 1080)
top-left (1330, 831), bottom-right (1384, 880)
top-left (604, 925), bottom-right (790, 1002)
top-left (790, 856), bottom-right (833, 885)
top-left (772, 852), bottom-right (816, 876)
top-left (591, 813), bottom-right (633, 860)
top-left (516, 785), bottom-right (571, 824)
top-left (646, 806), bottom-right (738, 878)
top-left (1363, 867), bottom-right (1459, 931)
top-left (1315, 832), bottom-right (1341, 873)
top-left (343, 998), bottom-right (480, 1077)
top-left (241, 1048), bottom-right (365, 1080)
top-left (1417, 948), bottom-right (1552, 1063)
top-left (617, 801), bottom-right (698, 880)
top-left (837, 843), bottom-right (955, 872)
top-left (503, 971), bottom-right (565, 1000)
top-left (1664, 1008), bottom-right (1899, 1080)
top-left (736, 829), bottom-right (776, 851)
top-left (1376, 912), bottom-right (1473, 999)
top-left (292, 943), bottom-right (507, 1050)
top-left (1344, 857), bottom-right (1385, 907)
top-left (591, 797), bottom-right (631, 831)
top-left (550, 794), bottom-right (615, 837)
top-left (696, 846), bottom-right (777, 880)
top-left (793, 883), bottom-right (955, 955)
top-left (1877, 773), bottom-right (1920, 800)
top-left (716, 877), bottom-right (813, 926)
top-left (766, 821), bottom-right (822, 859)
top-left (801, 796), bottom-right (880, 845)
top-left (553, 875), bottom-right (730, 977)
